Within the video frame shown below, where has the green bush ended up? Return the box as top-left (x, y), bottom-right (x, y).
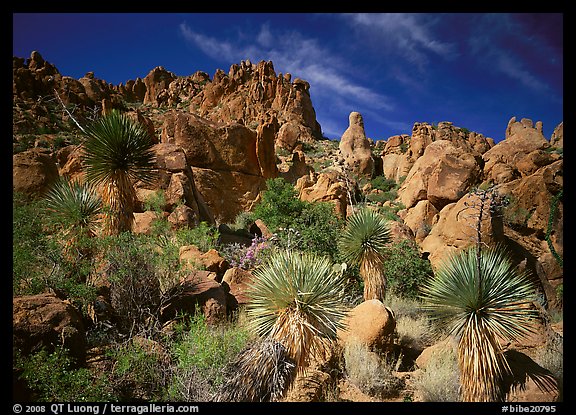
top-left (370, 176), bottom-right (398, 193)
top-left (383, 239), bottom-right (433, 299)
top-left (252, 178), bottom-right (344, 260)
top-left (109, 339), bottom-right (170, 401)
top-left (13, 193), bottom-right (52, 295)
top-left (174, 222), bottom-right (220, 252)
top-left (252, 178), bottom-right (307, 231)
top-left (98, 232), bottom-right (182, 336)
top-left (166, 312), bottom-right (252, 400)
top-left (15, 347), bottom-right (113, 402)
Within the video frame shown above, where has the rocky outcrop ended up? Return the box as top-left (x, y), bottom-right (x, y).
top-left (338, 299), bottom-right (396, 353)
top-left (396, 117), bottom-right (563, 306)
top-left (13, 148), bottom-right (59, 197)
top-left (160, 111), bottom-right (277, 223)
top-left (398, 140), bottom-right (482, 210)
top-left (297, 171), bottom-right (348, 217)
top-left (160, 271), bottom-right (228, 325)
top-left (339, 112), bottom-right (374, 177)
top-left (419, 192), bottom-right (505, 270)
top-left (13, 293), bottom-right (86, 361)
top-left (483, 117), bottom-right (552, 184)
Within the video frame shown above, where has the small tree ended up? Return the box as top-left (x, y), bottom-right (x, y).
top-left (44, 177), bottom-right (102, 245)
top-left (338, 208), bottom-right (391, 301)
top-left (420, 245), bottom-right (538, 402)
top-left (218, 250), bottom-right (348, 401)
top-left (82, 110), bottom-right (156, 235)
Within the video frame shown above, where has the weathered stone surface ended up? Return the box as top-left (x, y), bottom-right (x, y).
top-left (381, 153), bottom-right (413, 184)
top-left (133, 211), bottom-right (160, 235)
top-left (398, 140), bottom-right (481, 210)
top-left (338, 299), bottom-right (396, 353)
top-left (192, 167), bottom-right (265, 224)
top-left (339, 112), bottom-right (374, 177)
top-left (420, 192), bottom-right (505, 270)
top-left (13, 293), bottom-right (86, 361)
top-left (298, 171), bottom-right (348, 217)
top-left (483, 117), bottom-right (550, 183)
top-left (221, 267), bottom-right (254, 306)
top-left (402, 200), bottom-right (439, 243)
top-left (161, 271), bottom-right (227, 325)
top-left (13, 148), bottom-right (59, 197)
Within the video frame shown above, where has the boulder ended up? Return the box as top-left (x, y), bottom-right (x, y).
top-left (132, 211), bottom-right (160, 235)
top-left (161, 271), bottom-right (227, 325)
top-left (161, 111), bottom-right (271, 222)
top-left (13, 148), bottom-right (59, 198)
top-left (381, 153), bottom-right (413, 184)
top-left (420, 192), bottom-right (505, 270)
top-left (483, 117), bottom-right (550, 183)
top-left (339, 112), bottom-right (374, 177)
top-left (221, 267), bottom-right (255, 306)
top-left (298, 171), bottom-right (348, 217)
top-left (403, 200), bottom-right (439, 243)
top-left (13, 293), bottom-right (86, 362)
top-left (179, 245), bottom-right (229, 280)
top-left (167, 204), bottom-right (199, 229)
top-left (337, 299), bottom-right (396, 353)
top-left (398, 140), bottom-right (481, 210)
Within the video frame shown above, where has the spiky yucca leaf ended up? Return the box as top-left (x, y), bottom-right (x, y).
top-left (420, 246), bottom-right (538, 402)
top-left (82, 110), bottom-right (156, 234)
top-left (246, 250), bottom-right (348, 372)
top-left (216, 339), bottom-right (296, 402)
top-left (83, 110), bottom-right (156, 186)
top-left (338, 207), bottom-right (391, 301)
top-left (44, 177), bottom-right (102, 237)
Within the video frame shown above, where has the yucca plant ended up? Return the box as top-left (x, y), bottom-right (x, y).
top-left (338, 207), bottom-right (391, 301)
top-left (420, 245), bottom-right (538, 402)
top-left (82, 110), bottom-right (156, 235)
top-left (216, 339), bottom-right (296, 402)
top-left (237, 250), bottom-right (348, 398)
top-left (44, 177), bottom-right (102, 244)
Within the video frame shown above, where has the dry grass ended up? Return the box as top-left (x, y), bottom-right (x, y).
top-left (343, 340), bottom-right (403, 399)
top-left (412, 344), bottom-right (460, 402)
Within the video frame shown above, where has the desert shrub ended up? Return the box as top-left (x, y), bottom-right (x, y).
top-left (292, 201), bottom-right (344, 260)
top-left (173, 222), bottom-right (220, 253)
top-left (99, 232), bottom-right (181, 337)
top-left (13, 193), bottom-right (52, 295)
top-left (234, 210), bottom-right (256, 231)
top-left (412, 344), bottom-right (460, 402)
top-left (370, 176), bottom-right (398, 192)
top-left (219, 236), bottom-right (272, 270)
top-left (13, 192), bottom-right (98, 310)
top-left (382, 239), bottom-right (433, 299)
top-left (252, 177), bottom-right (307, 231)
top-left (15, 347), bottom-right (114, 402)
top-left (166, 312), bottom-right (252, 400)
top-left (253, 178), bottom-right (344, 260)
top-left (343, 340), bottom-right (404, 398)
top-left (109, 339), bottom-right (170, 401)
top-left (143, 189), bottom-right (167, 213)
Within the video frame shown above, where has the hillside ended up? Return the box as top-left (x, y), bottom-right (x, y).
top-left (12, 51), bottom-right (563, 404)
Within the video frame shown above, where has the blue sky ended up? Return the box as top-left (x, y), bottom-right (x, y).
top-left (13, 13), bottom-right (563, 142)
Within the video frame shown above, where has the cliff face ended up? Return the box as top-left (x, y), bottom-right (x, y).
top-left (12, 51), bottom-right (563, 306)
top-left (13, 52), bottom-right (321, 147)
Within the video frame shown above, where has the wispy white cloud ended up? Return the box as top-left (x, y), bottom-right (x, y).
top-left (467, 14), bottom-right (554, 95)
top-left (495, 52), bottom-right (549, 94)
top-left (342, 13), bottom-right (458, 69)
top-left (178, 21), bottom-right (393, 111)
